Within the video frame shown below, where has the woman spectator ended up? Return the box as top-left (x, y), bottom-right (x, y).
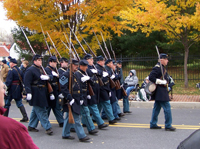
top-left (0, 75), bottom-right (39, 149)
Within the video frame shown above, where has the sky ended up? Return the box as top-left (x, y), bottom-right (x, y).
top-left (0, 2), bottom-right (17, 34)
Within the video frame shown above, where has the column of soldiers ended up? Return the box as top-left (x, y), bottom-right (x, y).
top-left (2, 45), bottom-right (131, 143)
top-left (4, 51), bottom-right (128, 142)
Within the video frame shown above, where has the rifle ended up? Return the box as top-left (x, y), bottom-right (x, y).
top-left (108, 39), bottom-right (127, 96)
top-left (68, 31), bottom-right (75, 124)
top-left (156, 46), bottom-right (168, 91)
top-left (62, 23), bottom-right (80, 61)
top-left (61, 40), bottom-right (77, 60)
top-left (68, 24), bottom-right (95, 96)
top-left (20, 27), bottom-right (53, 94)
top-left (78, 32), bottom-right (104, 87)
top-left (41, 29), bottom-right (61, 92)
top-left (100, 32), bottom-right (120, 90)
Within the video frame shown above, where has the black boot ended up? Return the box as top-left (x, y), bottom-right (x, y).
top-left (19, 106), bottom-right (29, 122)
top-left (3, 108), bottom-right (9, 117)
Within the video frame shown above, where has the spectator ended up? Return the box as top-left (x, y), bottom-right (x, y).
top-left (124, 70), bottom-right (139, 97)
top-left (21, 60), bottom-right (29, 75)
top-left (136, 76), bottom-right (151, 101)
top-left (7, 56), bottom-right (11, 68)
top-left (20, 57), bottom-right (25, 70)
top-left (0, 60), bottom-right (9, 82)
top-left (0, 75), bottom-right (39, 149)
top-left (122, 69), bottom-right (138, 113)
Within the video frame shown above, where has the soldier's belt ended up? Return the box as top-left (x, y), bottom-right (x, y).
top-left (104, 81), bottom-right (109, 85)
top-left (94, 81), bottom-right (99, 84)
top-left (31, 85), bottom-right (46, 88)
top-left (12, 80), bottom-right (20, 85)
top-left (52, 82), bottom-right (58, 86)
top-left (72, 90), bottom-right (80, 94)
top-left (82, 89), bottom-right (87, 92)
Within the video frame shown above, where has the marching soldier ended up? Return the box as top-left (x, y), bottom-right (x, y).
top-left (104, 59), bottom-right (120, 120)
top-left (75, 59), bottom-right (99, 135)
top-left (95, 56), bottom-right (117, 124)
top-left (45, 56), bottom-right (64, 127)
top-left (149, 53), bottom-right (176, 131)
top-left (114, 60), bottom-right (125, 117)
top-left (24, 54), bottom-right (53, 135)
top-left (58, 57), bottom-right (68, 75)
top-left (83, 54), bottom-right (109, 129)
top-left (60, 59), bottom-right (90, 142)
top-left (4, 58), bottom-right (28, 122)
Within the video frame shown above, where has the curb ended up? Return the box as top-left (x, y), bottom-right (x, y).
top-left (13, 100), bottom-right (200, 109)
top-left (118, 101), bottom-right (200, 109)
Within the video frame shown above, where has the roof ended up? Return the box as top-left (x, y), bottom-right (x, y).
top-left (0, 46), bottom-right (10, 57)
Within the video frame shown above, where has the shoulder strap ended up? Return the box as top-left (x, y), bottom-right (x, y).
top-left (13, 67), bottom-right (24, 87)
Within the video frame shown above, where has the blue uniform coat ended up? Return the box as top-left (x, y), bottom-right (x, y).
top-left (149, 62), bottom-right (170, 102)
top-left (5, 66), bottom-right (23, 100)
top-left (95, 64), bottom-right (110, 102)
top-left (59, 70), bottom-right (81, 115)
top-left (86, 65), bottom-right (100, 105)
top-left (45, 65), bottom-right (59, 108)
top-left (24, 65), bottom-right (49, 107)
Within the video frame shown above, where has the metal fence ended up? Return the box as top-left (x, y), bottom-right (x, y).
top-left (29, 54), bottom-right (200, 82)
top-left (118, 55), bottom-right (200, 82)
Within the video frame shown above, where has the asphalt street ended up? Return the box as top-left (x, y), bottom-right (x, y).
top-left (8, 102), bottom-right (200, 149)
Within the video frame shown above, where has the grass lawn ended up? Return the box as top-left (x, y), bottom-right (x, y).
top-left (172, 81), bottom-right (200, 95)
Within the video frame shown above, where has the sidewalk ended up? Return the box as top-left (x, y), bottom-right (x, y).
top-left (117, 94), bottom-right (200, 109)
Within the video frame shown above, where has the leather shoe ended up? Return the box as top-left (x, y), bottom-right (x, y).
top-left (70, 128), bottom-right (76, 132)
top-left (62, 136), bottom-right (75, 140)
top-left (118, 113), bottom-right (125, 117)
top-left (124, 111), bottom-right (132, 113)
top-left (20, 117), bottom-right (29, 122)
top-left (114, 117), bottom-right (121, 121)
top-left (46, 128), bottom-right (53, 135)
top-left (165, 127), bottom-right (176, 131)
top-left (89, 129), bottom-right (98, 135)
top-left (79, 136), bottom-right (90, 142)
top-left (82, 124), bottom-right (87, 127)
top-left (150, 126), bottom-right (162, 129)
top-left (109, 119), bottom-right (117, 124)
top-left (98, 123), bottom-right (109, 129)
top-left (59, 123), bottom-right (63, 127)
top-left (28, 126), bottom-right (39, 132)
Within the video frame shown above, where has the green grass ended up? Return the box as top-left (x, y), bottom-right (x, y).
top-left (172, 81), bottom-right (200, 95)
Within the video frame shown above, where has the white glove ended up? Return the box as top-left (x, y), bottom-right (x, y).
top-left (58, 93), bottom-right (64, 99)
top-left (50, 94), bottom-right (55, 100)
top-left (70, 99), bottom-right (75, 106)
top-left (103, 71), bottom-right (109, 77)
top-left (26, 93), bottom-right (32, 100)
top-left (87, 95), bottom-right (91, 99)
top-left (90, 69), bottom-right (97, 74)
top-left (52, 71), bottom-right (59, 77)
top-left (110, 74), bottom-right (115, 79)
top-left (81, 75), bottom-right (90, 83)
top-left (156, 79), bottom-right (167, 85)
top-left (109, 92), bottom-right (111, 97)
top-left (40, 75), bottom-right (50, 80)
top-left (80, 100), bottom-right (84, 105)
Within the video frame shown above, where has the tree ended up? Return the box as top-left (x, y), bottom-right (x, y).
top-left (2, 0), bottom-right (132, 57)
top-left (11, 26), bottom-right (48, 61)
top-left (120, 0), bottom-right (200, 88)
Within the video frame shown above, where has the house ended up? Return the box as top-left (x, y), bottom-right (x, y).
top-left (0, 45), bottom-right (9, 61)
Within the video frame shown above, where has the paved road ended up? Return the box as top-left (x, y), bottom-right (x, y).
top-left (8, 103), bottom-right (200, 149)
